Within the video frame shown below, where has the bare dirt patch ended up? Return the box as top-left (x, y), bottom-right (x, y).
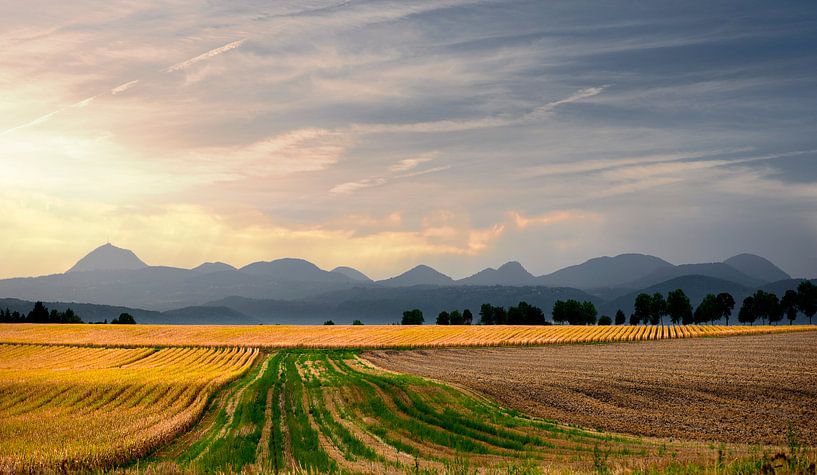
top-left (365, 331), bottom-right (817, 446)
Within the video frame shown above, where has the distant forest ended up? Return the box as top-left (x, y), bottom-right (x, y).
top-left (404, 280), bottom-right (817, 326)
top-left (0, 301), bottom-right (137, 324)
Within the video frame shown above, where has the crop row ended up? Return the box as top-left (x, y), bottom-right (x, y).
top-left (0, 323), bottom-right (813, 349)
top-left (0, 345), bottom-right (258, 473)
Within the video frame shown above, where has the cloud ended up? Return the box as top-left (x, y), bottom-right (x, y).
top-left (111, 80), bottom-right (139, 94)
top-left (390, 152), bottom-right (437, 172)
top-left (509, 210), bottom-right (602, 229)
top-left (164, 39), bottom-right (246, 73)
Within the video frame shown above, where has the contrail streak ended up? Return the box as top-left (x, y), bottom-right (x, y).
top-left (1, 39), bottom-right (246, 136)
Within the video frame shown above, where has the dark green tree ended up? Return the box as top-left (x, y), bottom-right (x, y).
top-left (738, 296), bottom-right (757, 325)
top-left (323, 320), bottom-right (335, 325)
top-left (694, 294), bottom-right (719, 324)
top-left (597, 315), bottom-right (612, 326)
top-left (633, 293), bottom-right (652, 325)
top-left (28, 301), bottom-right (49, 323)
top-left (716, 293), bottom-right (736, 326)
top-left (614, 309), bottom-right (626, 325)
top-left (401, 309), bottom-right (424, 325)
top-left (436, 311), bottom-right (450, 325)
top-left (112, 313), bottom-right (136, 324)
top-left (479, 304), bottom-right (495, 325)
top-left (493, 306), bottom-right (508, 325)
top-left (462, 309), bottom-right (473, 325)
top-left (650, 293), bottom-right (667, 325)
top-left (666, 289), bottom-right (692, 325)
top-left (449, 310), bottom-right (464, 325)
top-left (781, 290), bottom-right (799, 325)
top-left (798, 280), bottom-right (817, 324)
top-left (352, 320), bottom-right (364, 325)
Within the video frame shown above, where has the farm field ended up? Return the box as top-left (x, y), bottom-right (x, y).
top-left (0, 344), bottom-right (257, 473)
top-left (138, 350), bottom-right (742, 474)
top-left (2, 329), bottom-right (816, 473)
top-left (366, 331), bottom-right (817, 447)
top-left (0, 323), bottom-right (813, 349)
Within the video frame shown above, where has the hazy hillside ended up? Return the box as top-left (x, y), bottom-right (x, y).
top-left (209, 285), bottom-right (600, 324)
top-left (67, 243), bottom-right (147, 273)
top-left (724, 254), bottom-right (791, 282)
top-left (624, 263), bottom-right (765, 289)
top-left (537, 254), bottom-right (674, 289)
top-left (377, 265), bottom-right (455, 287)
top-left (457, 262), bottom-right (538, 286)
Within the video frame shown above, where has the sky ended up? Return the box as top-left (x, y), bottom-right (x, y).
top-left (1, 0), bottom-right (816, 280)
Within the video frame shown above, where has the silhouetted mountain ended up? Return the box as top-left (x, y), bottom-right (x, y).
top-left (160, 306), bottom-right (259, 324)
top-left (724, 254), bottom-right (791, 283)
top-left (331, 266), bottom-right (372, 282)
top-left (208, 285), bottom-right (600, 324)
top-left (457, 262), bottom-right (538, 286)
top-left (377, 265), bottom-right (454, 287)
top-left (537, 254), bottom-right (673, 289)
top-left (191, 262), bottom-right (236, 274)
top-left (625, 263), bottom-right (764, 289)
top-left (241, 258), bottom-right (352, 283)
top-left (67, 243), bottom-right (147, 273)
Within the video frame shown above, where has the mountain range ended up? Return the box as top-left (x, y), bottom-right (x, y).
top-left (0, 243), bottom-right (810, 324)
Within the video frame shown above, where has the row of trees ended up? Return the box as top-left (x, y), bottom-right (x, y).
top-left (478, 302), bottom-right (548, 325)
top-left (0, 303), bottom-right (143, 324)
top-left (403, 301), bottom-right (551, 325)
top-left (436, 309), bottom-right (474, 325)
top-left (623, 280), bottom-right (817, 326)
top-left (401, 281), bottom-right (817, 326)
top-left (551, 300), bottom-right (598, 325)
top-left (0, 302), bottom-right (83, 324)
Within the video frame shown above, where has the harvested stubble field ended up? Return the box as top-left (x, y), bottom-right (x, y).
top-left (0, 323), bottom-right (812, 349)
top-left (0, 344), bottom-right (257, 473)
top-left (366, 331), bottom-right (817, 447)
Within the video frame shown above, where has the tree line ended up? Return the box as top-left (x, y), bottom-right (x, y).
top-left (401, 281), bottom-right (816, 326)
top-left (0, 301), bottom-right (82, 323)
top-left (0, 302), bottom-right (140, 324)
top-left (622, 280), bottom-right (816, 326)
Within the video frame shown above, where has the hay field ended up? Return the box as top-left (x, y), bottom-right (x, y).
top-left (0, 345), bottom-right (257, 473)
top-left (0, 323), bottom-right (812, 349)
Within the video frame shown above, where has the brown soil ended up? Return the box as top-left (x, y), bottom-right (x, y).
top-left (365, 331), bottom-right (817, 446)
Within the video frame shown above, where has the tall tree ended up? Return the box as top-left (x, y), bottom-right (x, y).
top-left (666, 289), bottom-right (692, 325)
top-left (401, 309), bottom-right (424, 325)
top-left (449, 310), bottom-right (464, 325)
top-left (27, 301), bottom-right (49, 323)
top-left (650, 293), bottom-right (667, 325)
top-left (738, 296), bottom-right (757, 325)
top-left (462, 309), bottom-right (473, 325)
top-left (493, 306), bottom-right (508, 325)
top-left (479, 304), bottom-right (495, 325)
top-left (781, 290), bottom-right (799, 325)
top-left (694, 294), bottom-right (719, 324)
top-left (614, 309), bottom-right (626, 325)
top-left (633, 293), bottom-right (652, 325)
top-left (436, 311), bottom-right (450, 325)
top-left (798, 280), bottom-right (817, 325)
top-left (716, 293), bottom-right (736, 326)
top-left (597, 315), bottom-right (612, 326)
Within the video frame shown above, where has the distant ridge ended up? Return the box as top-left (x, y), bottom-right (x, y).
top-left (331, 266), bottom-right (372, 282)
top-left (67, 243), bottom-right (147, 273)
top-left (191, 262), bottom-right (236, 274)
top-left (378, 265), bottom-right (454, 287)
top-left (538, 254), bottom-right (673, 289)
top-left (723, 254), bottom-right (791, 282)
top-left (457, 261), bottom-right (537, 286)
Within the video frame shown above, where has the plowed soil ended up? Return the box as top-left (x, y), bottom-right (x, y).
top-left (366, 331), bottom-right (817, 446)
